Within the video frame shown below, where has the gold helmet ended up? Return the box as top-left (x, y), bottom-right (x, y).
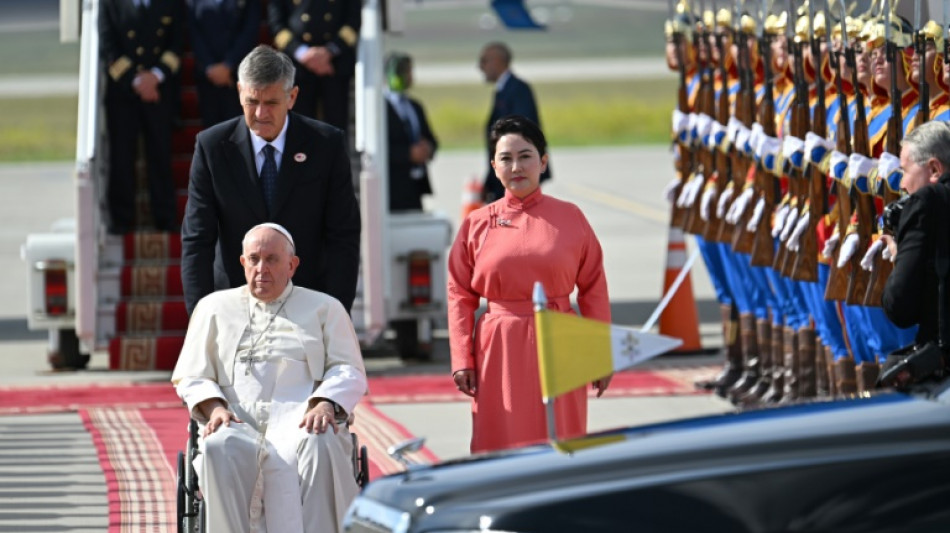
top-left (765, 12), bottom-right (788, 36)
top-left (920, 19), bottom-right (945, 52)
top-left (739, 13), bottom-right (757, 34)
top-left (665, 0), bottom-right (695, 39)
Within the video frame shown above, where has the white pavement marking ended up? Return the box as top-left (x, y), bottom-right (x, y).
top-left (0, 413), bottom-right (108, 532)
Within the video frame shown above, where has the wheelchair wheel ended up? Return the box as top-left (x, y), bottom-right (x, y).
top-left (176, 451), bottom-right (186, 533)
top-left (196, 499), bottom-right (206, 533)
top-left (358, 445), bottom-right (369, 489)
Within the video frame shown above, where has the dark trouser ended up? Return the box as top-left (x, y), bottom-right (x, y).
top-left (105, 91), bottom-right (177, 231)
top-left (293, 66), bottom-right (351, 131)
top-left (195, 75), bottom-right (242, 129)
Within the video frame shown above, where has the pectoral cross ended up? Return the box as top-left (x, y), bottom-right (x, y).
top-left (239, 351), bottom-right (264, 375)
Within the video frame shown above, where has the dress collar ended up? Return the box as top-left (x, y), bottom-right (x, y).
top-left (503, 187), bottom-right (543, 210)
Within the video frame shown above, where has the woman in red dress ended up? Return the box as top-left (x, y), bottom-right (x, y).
top-left (447, 115), bottom-right (612, 453)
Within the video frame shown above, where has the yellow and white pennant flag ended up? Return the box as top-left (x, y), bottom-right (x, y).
top-left (533, 282), bottom-right (684, 401)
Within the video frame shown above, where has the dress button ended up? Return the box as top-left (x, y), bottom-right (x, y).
top-left (136, 47), bottom-right (144, 56)
top-left (301, 13), bottom-right (310, 22)
top-left (127, 30), bottom-right (135, 39)
top-left (303, 32), bottom-right (312, 42)
top-left (325, 13), bottom-right (332, 21)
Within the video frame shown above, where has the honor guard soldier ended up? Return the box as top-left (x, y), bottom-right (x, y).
top-left (268, 0), bottom-right (361, 132)
top-left (99, 0), bottom-right (183, 234)
top-left (186, 0), bottom-right (262, 128)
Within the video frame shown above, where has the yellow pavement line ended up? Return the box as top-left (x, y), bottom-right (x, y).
top-left (563, 183), bottom-right (670, 224)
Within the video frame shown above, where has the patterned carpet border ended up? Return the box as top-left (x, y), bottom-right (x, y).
top-left (80, 407), bottom-right (177, 533)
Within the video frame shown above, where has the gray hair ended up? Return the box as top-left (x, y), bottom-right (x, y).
top-left (242, 223), bottom-right (296, 255)
top-left (237, 45), bottom-right (296, 93)
top-left (902, 120), bottom-right (950, 169)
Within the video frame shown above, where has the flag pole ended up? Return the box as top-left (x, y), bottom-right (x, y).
top-left (533, 281), bottom-right (558, 443)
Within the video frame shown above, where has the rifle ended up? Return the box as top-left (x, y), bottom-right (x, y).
top-left (791, 0), bottom-right (828, 282)
top-left (702, 0), bottom-right (734, 241)
top-left (684, 0), bottom-right (717, 235)
top-left (734, 0), bottom-right (775, 259)
top-left (864, 1), bottom-right (906, 306)
top-left (914, 0), bottom-right (929, 127)
top-left (721, 5), bottom-right (758, 244)
top-left (824, 1), bottom-right (856, 301)
top-left (774, 1), bottom-right (811, 274)
top-left (843, 8), bottom-right (878, 306)
top-left (669, 0), bottom-right (691, 228)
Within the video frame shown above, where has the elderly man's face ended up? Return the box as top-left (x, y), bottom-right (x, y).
top-left (479, 47), bottom-right (506, 83)
top-left (240, 228), bottom-right (299, 302)
top-left (238, 82), bottom-right (298, 142)
top-left (899, 143), bottom-right (941, 194)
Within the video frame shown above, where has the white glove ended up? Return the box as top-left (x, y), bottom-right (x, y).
top-left (822, 232), bottom-right (841, 259)
top-left (717, 186), bottom-right (735, 218)
top-left (683, 174), bottom-right (704, 207)
top-left (663, 178), bottom-right (681, 204)
top-left (837, 233), bottom-right (860, 268)
top-left (882, 242), bottom-right (895, 261)
top-left (746, 197), bottom-right (766, 232)
top-left (771, 204), bottom-right (790, 238)
top-left (700, 187), bottom-right (716, 221)
top-left (779, 207), bottom-right (799, 242)
top-left (675, 177), bottom-right (692, 207)
top-left (726, 187), bottom-right (754, 224)
top-left (860, 239), bottom-right (885, 271)
top-left (786, 213), bottom-right (811, 251)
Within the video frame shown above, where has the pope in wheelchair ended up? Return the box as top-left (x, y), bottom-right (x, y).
top-left (172, 223), bottom-right (368, 533)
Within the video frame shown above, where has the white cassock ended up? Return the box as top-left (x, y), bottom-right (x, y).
top-left (171, 283), bottom-right (368, 533)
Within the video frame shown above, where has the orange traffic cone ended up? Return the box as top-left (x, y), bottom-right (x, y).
top-left (461, 175), bottom-right (484, 219)
top-left (659, 226), bottom-right (703, 352)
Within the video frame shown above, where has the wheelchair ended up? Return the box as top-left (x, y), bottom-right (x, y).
top-left (176, 417), bottom-right (369, 533)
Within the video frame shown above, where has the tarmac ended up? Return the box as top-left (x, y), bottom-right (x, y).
top-left (0, 146), bottom-right (735, 531)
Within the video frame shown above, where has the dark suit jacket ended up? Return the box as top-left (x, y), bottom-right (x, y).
top-left (181, 113), bottom-right (361, 315)
top-left (386, 95), bottom-right (437, 211)
top-left (268, 0), bottom-right (361, 76)
top-left (883, 175), bottom-right (950, 344)
top-left (483, 72), bottom-right (551, 202)
top-left (186, 0), bottom-right (260, 73)
top-left (99, 0), bottom-right (184, 99)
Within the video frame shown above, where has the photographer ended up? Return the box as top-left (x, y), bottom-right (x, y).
top-left (880, 120), bottom-right (950, 384)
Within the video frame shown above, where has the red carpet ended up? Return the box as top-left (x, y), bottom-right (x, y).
top-left (364, 367), bottom-right (710, 403)
top-left (0, 367), bottom-right (712, 415)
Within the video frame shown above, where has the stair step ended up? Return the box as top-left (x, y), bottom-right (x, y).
top-left (114, 300), bottom-right (188, 334)
top-left (121, 232), bottom-right (182, 262)
top-left (120, 264), bottom-right (183, 298)
top-left (108, 335), bottom-right (185, 371)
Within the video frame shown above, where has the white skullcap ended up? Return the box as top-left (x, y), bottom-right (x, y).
top-left (245, 222), bottom-right (295, 251)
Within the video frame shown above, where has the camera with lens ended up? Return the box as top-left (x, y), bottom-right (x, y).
top-left (881, 195), bottom-right (911, 234)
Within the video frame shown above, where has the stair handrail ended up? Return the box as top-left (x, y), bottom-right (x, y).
top-left (74, 0), bottom-right (104, 353)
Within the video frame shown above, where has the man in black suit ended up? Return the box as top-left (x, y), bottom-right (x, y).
top-left (268, 0), bottom-right (361, 132)
top-left (181, 45), bottom-right (361, 315)
top-left (186, 0), bottom-right (261, 128)
top-left (99, 0), bottom-right (183, 234)
top-left (384, 52), bottom-right (438, 212)
top-left (478, 41), bottom-right (550, 203)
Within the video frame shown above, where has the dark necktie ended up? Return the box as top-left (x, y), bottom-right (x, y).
top-left (260, 144), bottom-right (278, 215)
